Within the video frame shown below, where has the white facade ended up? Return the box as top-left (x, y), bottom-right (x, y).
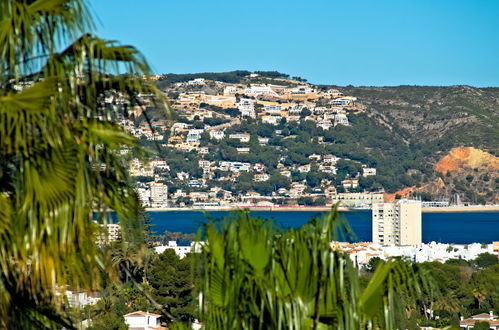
top-left (317, 119), bottom-right (333, 130)
top-left (228, 133), bottom-right (250, 142)
top-left (138, 187), bottom-right (151, 207)
top-left (331, 97), bottom-right (356, 106)
top-left (186, 129), bottom-right (203, 143)
top-left (96, 222), bottom-right (121, 245)
top-left (209, 130), bottom-right (225, 140)
top-left (334, 241), bottom-right (497, 266)
top-left (331, 192), bottom-right (384, 208)
top-left (237, 98), bottom-right (256, 117)
top-left (263, 104), bottom-right (282, 114)
top-left (244, 84), bottom-right (278, 97)
top-left (223, 86), bottom-right (238, 94)
top-left (261, 115), bottom-right (281, 125)
top-left (154, 241), bottom-right (203, 259)
top-left (62, 289), bottom-right (100, 308)
top-left (188, 78), bottom-right (205, 85)
top-left (289, 85), bottom-right (314, 94)
top-left (253, 173), bottom-right (270, 182)
top-left (150, 182), bottom-right (168, 208)
top-left (372, 200), bottom-right (422, 246)
top-left (334, 114), bottom-right (349, 126)
top-left (124, 311), bottom-right (162, 330)
top-left (362, 168), bottom-right (377, 177)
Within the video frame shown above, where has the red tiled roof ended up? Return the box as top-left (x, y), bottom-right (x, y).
top-left (125, 311), bottom-right (162, 318)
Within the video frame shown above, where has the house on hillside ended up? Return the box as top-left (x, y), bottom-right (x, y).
top-left (459, 311), bottom-right (499, 329)
top-left (237, 98), bottom-right (256, 117)
top-left (124, 311), bottom-right (164, 330)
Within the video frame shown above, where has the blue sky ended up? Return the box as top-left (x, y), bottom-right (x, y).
top-left (89, 0), bottom-right (499, 86)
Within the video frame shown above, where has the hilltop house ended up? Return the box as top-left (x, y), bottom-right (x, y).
top-left (459, 312), bottom-right (499, 329)
top-left (124, 311), bottom-right (164, 330)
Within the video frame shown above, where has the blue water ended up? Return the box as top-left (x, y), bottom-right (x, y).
top-left (147, 210), bottom-right (499, 244)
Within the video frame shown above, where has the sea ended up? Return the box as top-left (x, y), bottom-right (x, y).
top-left (147, 210), bottom-right (499, 244)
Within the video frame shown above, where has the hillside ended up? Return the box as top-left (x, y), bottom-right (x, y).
top-left (337, 85), bottom-right (499, 156)
top-left (142, 72), bottom-right (498, 204)
top-left (334, 85), bottom-right (499, 203)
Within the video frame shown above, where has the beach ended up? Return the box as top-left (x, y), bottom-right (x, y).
top-left (146, 205), bottom-right (499, 213)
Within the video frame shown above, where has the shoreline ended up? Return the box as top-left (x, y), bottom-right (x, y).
top-left (146, 205), bottom-right (499, 213)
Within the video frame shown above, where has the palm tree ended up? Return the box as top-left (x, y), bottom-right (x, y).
top-left (0, 0), bottom-right (165, 327)
top-left (434, 293), bottom-right (461, 314)
top-left (472, 289), bottom-right (487, 310)
top-left (198, 208), bottom-right (433, 330)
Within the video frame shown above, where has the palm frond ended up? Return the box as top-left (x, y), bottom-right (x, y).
top-left (199, 208), bottom-right (432, 330)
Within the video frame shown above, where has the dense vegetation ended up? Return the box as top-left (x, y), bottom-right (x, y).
top-left (0, 0), bottom-right (164, 327)
top-left (337, 85), bottom-right (499, 156)
top-left (156, 70), bottom-right (293, 88)
top-left (145, 112), bottom-right (434, 195)
top-left (145, 75), bottom-right (499, 201)
top-left (80, 212), bottom-right (499, 329)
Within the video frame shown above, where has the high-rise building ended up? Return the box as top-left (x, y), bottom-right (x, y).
top-left (372, 200), bottom-right (422, 246)
top-left (150, 182), bottom-right (168, 208)
top-left (95, 222), bottom-right (121, 245)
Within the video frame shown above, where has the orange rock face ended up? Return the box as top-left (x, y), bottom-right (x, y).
top-left (384, 187), bottom-right (416, 202)
top-left (435, 147), bottom-right (499, 174)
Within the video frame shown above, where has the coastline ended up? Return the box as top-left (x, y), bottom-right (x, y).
top-left (146, 205), bottom-right (499, 213)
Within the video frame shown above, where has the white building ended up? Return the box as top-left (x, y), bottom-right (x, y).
top-left (150, 182), bottom-right (168, 208)
top-left (198, 160), bottom-right (211, 168)
top-left (362, 168), bottom-right (377, 177)
top-left (326, 89), bottom-right (343, 98)
top-left (124, 311), bottom-right (162, 330)
top-left (138, 187), bottom-right (151, 207)
top-left (186, 129), bottom-right (203, 143)
top-left (261, 115), bottom-right (281, 125)
top-left (237, 98), bottom-right (256, 117)
top-left (223, 86), bottom-right (238, 94)
top-left (188, 78), bottom-right (205, 85)
top-left (317, 119), bottom-right (333, 130)
top-left (341, 179), bottom-right (358, 189)
top-left (289, 85), bottom-right (314, 94)
top-left (229, 162), bottom-right (251, 172)
top-left (335, 241), bottom-right (497, 267)
top-left (331, 97), bottom-right (357, 106)
top-left (372, 200), bottom-right (422, 246)
top-left (253, 173), bottom-right (270, 182)
top-left (422, 201), bottom-right (450, 207)
top-left (323, 154), bottom-right (340, 163)
top-left (459, 312), bottom-right (499, 329)
top-left (263, 104), bottom-right (282, 114)
top-left (95, 222), bottom-right (121, 245)
top-left (154, 241), bottom-right (203, 259)
top-left (60, 288), bottom-right (100, 308)
top-left (334, 114), bottom-right (349, 126)
top-left (331, 192), bottom-right (384, 208)
top-left (244, 84), bottom-right (279, 97)
top-left (150, 160), bottom-right (169, 171)
top-left (228, 133), bottom-right (250, 143)
top-left (289, 104), bottom-right (310, 114)
top-left (209, 130), bottom-right (225, 140)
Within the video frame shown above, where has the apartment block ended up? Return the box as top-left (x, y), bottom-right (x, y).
top-left (372, 200), bottom-right (422, 246)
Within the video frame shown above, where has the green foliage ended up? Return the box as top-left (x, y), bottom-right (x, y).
top-left (158, 71), bottom-right (251, 85)
top-left (366, 257), bottom-right (384, 273)
top-left (0, 0), bottom-right (166, 327)
top-left (87, 312), bottom-right (128, 330)
top-left (149, 250), bottom-right (196, 322)
top-left (474, 320), bottom-right (492, 330)
top-left (199, 208), bottom-right (431, 329)
top-left (473, 253), bottom-right (499, 269)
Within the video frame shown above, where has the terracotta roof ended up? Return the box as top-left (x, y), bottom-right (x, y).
top-left (472, 313), bottom-right (497, 319)
top-left (125, 311), bottom-right (162, 317)
top-left (460, 319), bottom-right (499, 327)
